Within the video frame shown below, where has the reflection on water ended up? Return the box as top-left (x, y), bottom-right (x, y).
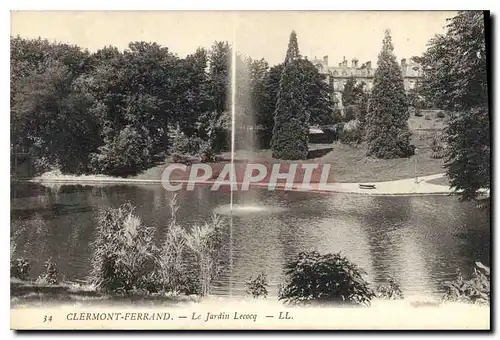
top-left (11, 182), bottom-right (490, 299)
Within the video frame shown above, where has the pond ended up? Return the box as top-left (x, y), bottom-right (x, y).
top-left (11, 182), bottom-right (490, 299)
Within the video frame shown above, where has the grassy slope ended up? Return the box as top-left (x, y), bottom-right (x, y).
top-left (134, 115), bottom-right (446, 184)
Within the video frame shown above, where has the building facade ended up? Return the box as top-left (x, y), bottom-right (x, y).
top-left (311, 55), bottom-right (423, 109)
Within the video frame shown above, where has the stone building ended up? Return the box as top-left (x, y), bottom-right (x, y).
top-left (311, 55), bottom-right (423, 110)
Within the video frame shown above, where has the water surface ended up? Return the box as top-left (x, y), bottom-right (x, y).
top-left (11, 182), bottom-right (490, 299)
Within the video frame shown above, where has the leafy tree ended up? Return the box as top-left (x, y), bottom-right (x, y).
top-left (365, 30), bottom-right (413, 159)
top-left (208, 41), bottom-right (231, 114)
top-left (420, 11), bottom-right (489, 200)
top-left (12, 64), bottom-right (100, 174)
top-left (297, 58), bottom-right (335, 126)
top-left (248, 58), bottom-right (271, 148)
top-left (86, 42), bottom-right (180, 174)
top-left (271, 31), bottom-right (310, 160)
top-left (342, 77), bottom-right (368, 123)
top-left (257, 64), bottom-right (284, 147)
top-left (173, 48), bottom-right (212, 136)
top-left (341, 77), bottom-right (357, 107)
top-left (10, 36), bottom-right (92, 157)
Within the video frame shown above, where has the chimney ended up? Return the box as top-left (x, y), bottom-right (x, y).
top-left (342, 56), bottom-right (347, 67)
top-left (366, 61), bottom-right (372, 69)
top-left (323, 55), bottom-right (328, 66)
top-left (352, 58), bottom-right (359, 68)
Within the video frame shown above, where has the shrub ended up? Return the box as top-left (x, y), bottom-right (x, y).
top-left (414, 109), bottom-right (423, 117)
top-left (197, 111), bottom-right (230, 153)
top-left (429, 132), bottom-right (446, 159)
top-left (442, 262), bottom-right (490, 305)
top-left (339, 120), bottom-right (363, 145)
top-left (246, 273), bottom-right (269, 298)
top-left (90, 126), bottom-right (154, 177)
top-left (279, 251), bottom-right (375, 306)
top-left (171, 153), bottom-right (192, 165)
top-left (11, 258), bottom-right (31, 281)
top-left (157, 194), bottom-right (194, 294)
top-left (376, 278), bottom-right (404, 300)
top-left (184, 214), bottom-right (226, 296)
top-left (169, 125), bottom-right (203, 156)
top-left (198, 142), bottom-right (216, 163)
top-left (436, 110), bottom-right (446, 118)
top-left (37, 258), bottom-right (60, 285)
top-left (89, 202), bottom-right (159, 293)
top-left (424, 114), bottom-right (432, 120)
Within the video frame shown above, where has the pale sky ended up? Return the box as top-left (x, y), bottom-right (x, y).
top-left (11, 11), bottom-right (456, 66)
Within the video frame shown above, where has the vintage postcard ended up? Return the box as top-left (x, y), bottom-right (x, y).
top-left (10, 10), bottom-right (490, 330)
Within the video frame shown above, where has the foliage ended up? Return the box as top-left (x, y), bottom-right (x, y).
top-left (89, 202), bottom-right (158, 293)
top-left (420, 11), bottom-right (489, 200)
top-left (168, 125), bottom-right (203, 156)
top-left (376, 278), bottom-right (404, 300)
top-left (207, 41), bottom-right (231, 115)
top-left (442, 262), bottom-right (490, 305)
top-left (339, 120), bottom-right (363, 145)
top-left (157, 194), bottom-right (192, 293)
top-left (271, 31), bottom-right (310, 160)
top-left (11, 258), bottom-right (31, 281)
top-left (198, 111), bottom-right (230, 153)
top-left (429, 132), bottom-right (447, 159)
top-left (445, 108), bottom-right (490, 200)
top-left (89, 125), bottom-right (154, 177)
top-left (257, 57), bottom-right (335, 149)
top-left (184, 214), bottom-right (226, 296)
top-left (11, 64), bottom-right (100, 174)
top-left (245, 273), bottom-right (269, 298)
top-left (278, 251), bottom-right (375, 306)
top-left (198, 142), bottom-right (216, 163)
top-left (365, 30), bottom-right (413, 159)
top-left (37, 258), bottom-right (60, 285)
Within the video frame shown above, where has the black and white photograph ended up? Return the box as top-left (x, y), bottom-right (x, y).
top-left (9, 10), bottom-right (491, 330)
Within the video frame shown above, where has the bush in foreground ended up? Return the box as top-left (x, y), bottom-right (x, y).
top-left (246, 273), bottom-right (269, 298)
top-left (36, 258), bottom-right (61, 285)
top-left (89, 199), bottom-right (226, 297)
top-left (89, 202), bottom-right (158, 293)
top-left (279, 251), bottom-right (375, 306)
top-left (442, 262), bottom-right (490, 305)
top-left (375, 278), bottom-right (404, 300)
top-left (11, 258), bottom-right (31, 281)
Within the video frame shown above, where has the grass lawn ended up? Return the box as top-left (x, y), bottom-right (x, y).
top-left (113, 115), bottom-right (448, 184)
top-left (134, 141), bottom-right (445, 184)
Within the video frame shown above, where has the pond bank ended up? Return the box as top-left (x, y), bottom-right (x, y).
top-left (10, 278), bottom-right (199, 308)
top-left (26, 172), bottom-right (454, 196)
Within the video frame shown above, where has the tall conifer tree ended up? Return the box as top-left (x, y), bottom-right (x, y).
top-left (365, 30), bottom-right (413, 158)
top-left (271, 31), bottom-right (310, 160)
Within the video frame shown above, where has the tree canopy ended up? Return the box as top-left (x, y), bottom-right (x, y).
top-left (420, 11), bottom-right (489, 200)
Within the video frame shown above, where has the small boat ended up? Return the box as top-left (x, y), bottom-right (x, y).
top-left (359, 184), bottom-right (376, 190)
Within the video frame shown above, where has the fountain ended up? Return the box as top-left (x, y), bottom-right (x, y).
top-left (218, 17), bottom-right (285, 217)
